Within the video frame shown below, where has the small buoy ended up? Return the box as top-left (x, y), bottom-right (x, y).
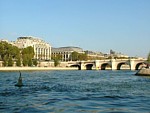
top-left (15, 71), bottom-right (23, 87)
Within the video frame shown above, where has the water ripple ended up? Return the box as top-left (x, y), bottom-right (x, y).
top-left (0, 70), bottom-right (150, 113)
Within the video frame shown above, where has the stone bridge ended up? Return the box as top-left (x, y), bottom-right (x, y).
top-left (67, 59), bottom-right (146, 70)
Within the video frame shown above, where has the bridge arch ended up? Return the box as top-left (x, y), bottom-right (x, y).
top-left (135, 62), bottom-right (145, 70)
top-left (85, 64), bottom-right (93, 70)
top-left (70, 64), bottom-right (81, 70)
top-left (117, 62), bottom-right (130, 70)
top-left (101, 63), bottom-right (111, 70)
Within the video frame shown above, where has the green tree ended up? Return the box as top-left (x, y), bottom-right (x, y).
top-left (0, 42), bottom-right (9, 60)
top-left (28, 58), bottom-right (33, 66)
top-left (0, 41), bottom-right (20, 67)
top-left (52, 54), bottom-right (61, 67)
top-left (71, 51), bottom-right (79, 61)
top-left (54, 59), bottom-right (60, 67)
top-left (11, 46), bottom-right (20, 59)
top-left (71, 52), bottom-right (88, 61)
top-left (22, 56), bottom-right (28, 66)
top-left (22, 46), bottom-right (34, 58)
top-left (16, 58), bottom-right (21, 66)
top-left (33, 59), bottom-right (38, 66)
top-left (22, 46), bottom-right (34, 66)
top-left (0, 42), bottom-right (36, 67)
top-left (8, 56), bottom-right (13, 66)
top-left (3, 55), bottom-right (8, 67)
top-left (78, 53), bottom-right (88, 61)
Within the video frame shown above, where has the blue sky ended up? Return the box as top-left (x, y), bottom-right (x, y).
top-left (0, 0), bottom-right (150, 58)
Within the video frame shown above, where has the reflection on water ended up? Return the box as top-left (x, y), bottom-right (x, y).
top-left (0, 70), bottom-right (150, 113)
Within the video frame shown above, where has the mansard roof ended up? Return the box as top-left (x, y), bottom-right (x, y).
top-left (52, 46), bottom-right (83, 52)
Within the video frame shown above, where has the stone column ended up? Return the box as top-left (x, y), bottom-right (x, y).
top-left (36, 48), bottom-right (38, 59)
top-left (130, 59), bottom-right (135, 70)
top-left (46, 48), bottom-right (47, 60)
top-left (95, 60), bottom-right (100, 70)
top-left (49, 47), bottom-right (51, 60)
top-left (40, 48), bottom-right (42, 59)
top-left (33, 45), bottom-right (36, 59)
top-left (64, 52), bottom-right (66, 61)
top-left (44, 48), bottom-right (46, 60)
top-left (47, 48), bottom-right (49, 60)
top-left (38, 48), bottom-right (41, 59)
top-left (41, 48), bottom-right (43, 60)
top-left (111, 59), bottom-right (117, 70)
top-left (80, 61), bottom-right (86, 70)
top-left (68, 53), bottom-right (71, 61)
top-left (48, 48), bottom-right (50, 60)
top-left (66, 52), bottom-right (68, 61)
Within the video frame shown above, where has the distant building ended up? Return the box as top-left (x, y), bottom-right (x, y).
top-left (84, 50), bottom-right (105, 59)
top-left (110, 49), bottom-right (129, 58)
top-left (0, 39), bottom-right (9, 43)
top-left (13, 36), bottom-right (51, 60)
top-left (52, 46), bottom-right (84, 61)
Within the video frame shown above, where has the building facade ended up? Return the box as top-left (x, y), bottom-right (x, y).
top-left (52, 46), bottom-right (84, 61)
top-left (13, 36), bottom-right (51, 60)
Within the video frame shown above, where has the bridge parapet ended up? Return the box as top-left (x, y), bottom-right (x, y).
top-left (66, 58), bottom-right (146, 70)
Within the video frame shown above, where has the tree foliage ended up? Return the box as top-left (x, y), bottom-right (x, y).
top-left (78, 53), bottom-right (88, 61)
top-left (16, 57), bottom-right (21, 66)
top-left (0, 42), bottom-right (37, 67)
top-left (8, 56), bottom-right (13, 66)
top-left (71, 51), bottom-right (88, 61)
top-left (22, 46), bottom-right (34, 66)
top-left (33, 59), bottom-right (38, 66)
top-left (71, 52), bottom-right (78, 61)
top-left (52, 54), bottom-right (61, 67)
top-left (22, 56), bottom-right (28, 66)
top-left (0, 41), bottom-right (20, 60)
top-left (0, 41), bottom-right (21, 66)
top-left (3, 55), bottom-right (8, 67)
top-left (22, 46), bottom-right (34, 58)
top-left (28, 58), bottom-right (33, 66)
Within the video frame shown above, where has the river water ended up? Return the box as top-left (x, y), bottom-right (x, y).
top-left (0, 70), bottom-right (150, 113)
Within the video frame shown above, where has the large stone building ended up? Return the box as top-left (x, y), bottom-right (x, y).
top-left (13, 36), bottom-right (51, 60)
top-left (52, 46), bottom-right (84, 61)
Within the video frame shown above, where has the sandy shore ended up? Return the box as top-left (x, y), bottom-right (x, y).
top-left (0, 67), bottom-right (78, 71)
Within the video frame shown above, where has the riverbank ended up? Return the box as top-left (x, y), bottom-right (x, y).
top-left (0, 67), bottom-right (78, 71)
